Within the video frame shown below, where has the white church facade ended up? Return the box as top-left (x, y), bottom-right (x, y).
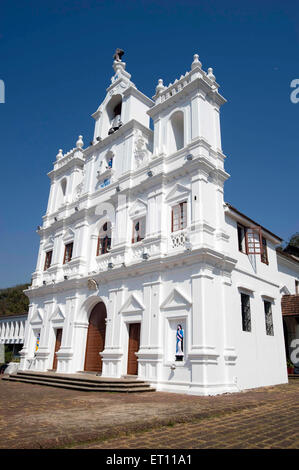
top-left (19, 52), bottom-right (299, 395)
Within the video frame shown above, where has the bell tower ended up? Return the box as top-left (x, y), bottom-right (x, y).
top-left (147, 54), bottom-right (230, 253)
top-left (92, 50), bottom-right (153, 142)
top-left (148, 54), bottom-right (226, 158)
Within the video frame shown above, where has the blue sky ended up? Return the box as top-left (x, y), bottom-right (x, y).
top-left (0, 0), bottom-right (298, 288)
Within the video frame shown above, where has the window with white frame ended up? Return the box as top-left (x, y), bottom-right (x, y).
top-left (44, 251), bottom-right (53, 270)
top-left (171, 201), bottom-right (187, 232)
top-left (132, 217), bottom-right (146, 244)
top-left (264, 300), bottom-right (274, 336)
top-left (63, 242), bottom-right (73, 264)
top-left (237, 223), bottom-right (247, 253)
top-left (97, 221), bottom-right (111, 255)
top-left (241, 293), bottom-right (251, 332)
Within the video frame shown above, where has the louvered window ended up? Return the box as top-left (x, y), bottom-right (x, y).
top-left (63, 242), bottom-right (73, 264)
top-left (171, 201), bottom-right (187, 232)
top-left (44, 251), bottom-right (53, 271)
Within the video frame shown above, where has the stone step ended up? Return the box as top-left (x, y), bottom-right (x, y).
top-left (11, 375), bottom-right (149, 390)
top-left (16, 370), bottom-right (148, 386)
top-left (2, 375), bottom-right (154, 393)
top-left (288, 374), bottom-right (299, 379)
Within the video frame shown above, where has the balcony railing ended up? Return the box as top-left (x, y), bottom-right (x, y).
top-left (170, 229), bottom-right (187, 250)
top-left (131, 242), bottom-right (145, 261)
top-left (96, 252), bottom-right (111, 271)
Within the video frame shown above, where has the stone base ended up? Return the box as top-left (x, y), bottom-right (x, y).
top-left (3, 362), bottom-right (20, 375)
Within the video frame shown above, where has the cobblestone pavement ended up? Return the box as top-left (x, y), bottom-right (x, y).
top-left (0, 378), bottom-right (298, 449)
top-left (78, 397), bottom-right (299, 449)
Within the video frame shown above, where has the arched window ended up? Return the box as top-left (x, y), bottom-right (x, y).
top-left (96, 221), bottom-right (112, 255)
top-left (61, 178), bottom-right (67, 197)
top-left (169, 111), bottom-right (184, 154)
top-left (106, 95), bottom-right (122, 135)
top-left (56, 177), bottom-right (68, 209)
top-left (132, 217), bottom-right (146, 243)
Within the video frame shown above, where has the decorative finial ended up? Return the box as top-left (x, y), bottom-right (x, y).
top-left (191, 53), bottom-right (202, 69)
top-left (207, 67), bottom-right (216, 81)
top-left (113, 48), bottom-right (124, 62)
top-left (56, 149), bottom-right (63, 160)
top-left (156, 78), bottom-right (165, 94)
top-left (76, 135), bottom-right (84, 149)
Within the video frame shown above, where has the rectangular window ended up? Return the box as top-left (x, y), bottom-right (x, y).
top-left (295, 280), bottom-right (299, 295)
top-left (261, 237), bottom-right (268, 264)
top-left (264, 301), bottom-right (274, 336)
top-left (237, 224), bottom-right (247, 253)
top-left (132, 217), bottom-right (146, 244)
top-left (44, 251), bottom-right (53, 271)
top-left (241, 293), bottom-right (251, 332)
top-left (63, 242), bottom-right (73, 264)
top-left (97, 235), bottom-right (111, 255)
top-left (171, 201), bottom-right (187, 232)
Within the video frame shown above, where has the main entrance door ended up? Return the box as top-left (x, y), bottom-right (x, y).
top-left (84, 302), bottom-right (107, 372)
top-left (127, 323), bottom-right (141, 375)
top-left (52, 328), bottom-right (62, 370)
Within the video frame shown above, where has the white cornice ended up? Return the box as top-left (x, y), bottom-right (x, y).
top-left (48, 155), bottom-right (85, 179)
top-left (122, 86), bottom-right (154, 107)
top-left (25, 246), bottom-right (237, 299)
top-left (84, 119), bottom-right (153, 158)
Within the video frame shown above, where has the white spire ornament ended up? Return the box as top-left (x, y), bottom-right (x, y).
top-left (191, 54), bottom-right (202, 69)
top-left (56, 149), bottom-right (63, 160)
top-left (76, 135), bottom-right (84, 149)
top-left (155, 79), bottom-right (165, 94)
top-left (207, 67), bottom-right (216, 81)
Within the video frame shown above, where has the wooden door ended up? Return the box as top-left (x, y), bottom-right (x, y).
top-left (52, 328), bottom-right (62, 370)
top-left (127, 323), bottom-right (141, 375)
top-left (84, 302), bottom-right (107, 372)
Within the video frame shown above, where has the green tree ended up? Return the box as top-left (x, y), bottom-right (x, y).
top-left (284, 232), bottom-right (299, 256)
top-left (0, 283), bottom-right (30, 317)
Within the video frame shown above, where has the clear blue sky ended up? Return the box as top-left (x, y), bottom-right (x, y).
top-left (0, 0), bottom-right (298, 288)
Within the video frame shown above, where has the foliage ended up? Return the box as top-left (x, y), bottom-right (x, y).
top-left (284, 232), bottom-right (299, 256)
top-left (5, 346), bottom-right (14, 363)
top-left (4, 345), bottom-right (22, 363)
top-left (288, 233), bottom-right (299, 248)
top-left (281, 232), bottom-right (299, 257)
top-left (0, 283), bottom-right (30, 317)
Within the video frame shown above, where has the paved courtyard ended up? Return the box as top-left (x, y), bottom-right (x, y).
top-left (0, 377), bottom-right (298, 449)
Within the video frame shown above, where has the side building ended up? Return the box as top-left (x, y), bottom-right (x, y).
top-left (0, 314), bottom-right (27, 364)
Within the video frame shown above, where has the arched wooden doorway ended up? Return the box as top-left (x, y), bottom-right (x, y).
top-left (84, 302), bottom-right (107, 372)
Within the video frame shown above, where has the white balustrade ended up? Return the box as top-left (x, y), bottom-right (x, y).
top-left (170, 229), bottom-right (187, 250)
